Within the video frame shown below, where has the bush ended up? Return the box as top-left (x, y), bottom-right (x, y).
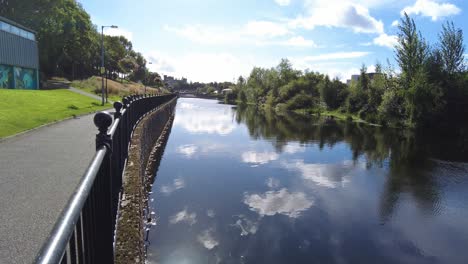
top-left (285, 94), bottom-right (314, 110)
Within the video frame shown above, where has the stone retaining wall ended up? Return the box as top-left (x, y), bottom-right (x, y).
top-left (114, 98), bottom-right (177, 264)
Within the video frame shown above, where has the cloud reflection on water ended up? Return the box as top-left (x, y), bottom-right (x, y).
top-left (197, 228), bottom-right (219, 250)
top-left (160, 178), bottom-right (185, 196)
top-left (282, 160), bottom-right (353, 188)
top-left (169, 208), bottom-right (197, 226)
top-left (174, 102), bottom-right (236, 135)
top-left (241, 151), bottom-right (279, 165)
top-left (244, 188), bottom-right (313, 218)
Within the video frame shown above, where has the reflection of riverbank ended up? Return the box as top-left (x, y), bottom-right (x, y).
top-left (147, 98), bottom-right (468, 264)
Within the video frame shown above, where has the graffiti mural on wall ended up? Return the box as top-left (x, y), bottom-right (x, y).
top-left (0, 64), bottom-right (13, 88)
top-left (14, 67), bottom-right (37, 89)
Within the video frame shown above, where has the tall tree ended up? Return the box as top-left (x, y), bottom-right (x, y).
top-left (439, 21), bottom-right (465, 74)
top-left (396, 13), bottom-right (428, 89)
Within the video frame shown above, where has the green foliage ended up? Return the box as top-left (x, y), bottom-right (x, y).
top-left (285, 93), bottom-right (314, 110)
top-left (0, 0), bottom-right (159, 84)
top-left (439, 21), bottom-right (466, 74)
top-left (396, 13), bottom-right (428, 89)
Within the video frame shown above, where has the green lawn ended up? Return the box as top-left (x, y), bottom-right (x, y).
top-left (0, 89), bottom-right (110, 138)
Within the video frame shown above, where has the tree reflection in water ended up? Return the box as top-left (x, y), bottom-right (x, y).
top-left (234, 104), bottom-right (467, 222)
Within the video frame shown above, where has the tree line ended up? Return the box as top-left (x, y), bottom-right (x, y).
top-left (0, 0), bottom-right (162, 87)
top-left (228, 13), bottom-right (467, 128)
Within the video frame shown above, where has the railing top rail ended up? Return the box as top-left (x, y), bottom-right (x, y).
top-left (35, 148), bottom-right (107, 264)
top-left (34, 93), bottom-right (177, 264)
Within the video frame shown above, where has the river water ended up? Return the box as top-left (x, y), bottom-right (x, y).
top-left (146, 98), bottom-right (468, 264)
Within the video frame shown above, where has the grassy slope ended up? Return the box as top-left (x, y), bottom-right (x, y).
top-left (71, 76), bottom-right (164, 102)
top-left (0, 89), bottom-right (110, 138)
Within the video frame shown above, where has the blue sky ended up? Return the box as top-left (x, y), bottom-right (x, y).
top-left (79, 0), bottom-right (467, 82)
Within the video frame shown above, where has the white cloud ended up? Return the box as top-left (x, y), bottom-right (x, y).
top-left (373, 33), bottom-right (398, 49)
top-left (174, 101), bottom-right (237, 134)
top-left (283, 142), bottom-right (306, 154)
top-left (282, 36), bottom-right (317, 47)
top-left (302, 51), bottom-right (371, 62)
top-left (275, 0), bottom-right (291, 6)
top-left (148, 50), bottom-right (255, 83)
top-left (232, 215), bottom-right (259, 236)
top-left (282, 160), bottom-right (352, 188)
top-left (391, 20), bottom-right (399, 27)
top-left (160, 178), bottom-right (185, 195)
top-left (244, 188), bottom-right (314, 218)
top-left (206, 209), bottom-right (216, 218)
top-left (401, 0), bottom-right (461, 21)
top-left (197, 229), bottom-right (219, 250)
top-left (147, 51), bottom-right (176, 73)
top-left (169, 208), bottom-right (197, 225)
top-left (165, 20), bottom-right (289, 46)
top-left (290, 1), bottom-right (384, 34)
top-left (103, 27), bottom-right (133, 41)
top-left (241, 151), bottom-right (279, 165)
top-left (244, 20), bottom-right (290, 38)
top-left (177, 144), bottom-right (198, 158)
top-left (266, 177), bottom-right (280, 188)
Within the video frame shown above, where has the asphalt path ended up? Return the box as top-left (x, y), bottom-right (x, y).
top-left (0, 113), bottom-right (100, 263)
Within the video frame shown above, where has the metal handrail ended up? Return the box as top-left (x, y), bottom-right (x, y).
top-left (36, 149), bottom-right (107, 264)
top-left (34, 93), bottom-right (177, 264)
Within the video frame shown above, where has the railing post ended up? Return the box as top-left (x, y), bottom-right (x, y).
top-left (92, 112), bottom-right (114, 263)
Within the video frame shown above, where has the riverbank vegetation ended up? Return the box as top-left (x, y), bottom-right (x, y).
top-left (1, 0), bottom-right (162, 87)
top-left (227, 14), bottom-right (467, 129)
top-left (0, 89), bottom-right (110, 138)
top-left (71, 76), bottom-right (168, 102)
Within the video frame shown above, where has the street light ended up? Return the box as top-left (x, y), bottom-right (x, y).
top-left (145, 62), bottom-right (153, 94)
top-left (101, 25), bottom-right (118, 105)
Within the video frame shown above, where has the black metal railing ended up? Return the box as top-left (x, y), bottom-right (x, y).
top-left (35, 93), bottom-right (178, 264)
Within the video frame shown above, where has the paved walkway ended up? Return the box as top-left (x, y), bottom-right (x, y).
top-left (0, 113), bottom-right (102, 263)
top-left (68, 87), bottom-right (114, 103)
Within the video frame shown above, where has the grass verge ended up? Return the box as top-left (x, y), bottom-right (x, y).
top-left (0, 89), bottom-right (110, 138)
top-left (71, 76), bottom-right (165, 102)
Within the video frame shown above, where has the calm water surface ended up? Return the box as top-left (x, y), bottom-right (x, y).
top-left (146, 98), bottom-right (468, 264)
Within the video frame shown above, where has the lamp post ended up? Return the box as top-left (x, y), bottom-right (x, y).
top-left (101, 25), bottom-right (118, 105)
top-left (144, 62), bottom-right (153, 94)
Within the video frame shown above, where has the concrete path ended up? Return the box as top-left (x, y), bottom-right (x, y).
top-left (0, 113), bottom-right (103, 263)
top-left (68, 86), bottom-right (114, 103)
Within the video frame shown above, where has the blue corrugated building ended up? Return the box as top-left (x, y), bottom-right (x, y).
top-left (0, 16), bottom-right (39, 89)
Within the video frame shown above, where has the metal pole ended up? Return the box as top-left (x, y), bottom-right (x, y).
top-left (101, 26), bottom-right (105, 106)
top-left (106, 70), bottom-right (108, 103)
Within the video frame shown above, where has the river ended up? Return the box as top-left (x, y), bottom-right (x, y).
top-left (145, 97), bottom-right (468, 264)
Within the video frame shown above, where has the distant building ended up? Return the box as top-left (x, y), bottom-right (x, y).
top-left (0, 16), bottom-right (39, 89)
top-left (346, 72), bottom-right (383, 86)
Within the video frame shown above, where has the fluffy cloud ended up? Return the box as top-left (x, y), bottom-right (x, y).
top-left (373, 33), bottom-right (398, 49)
top-left (244, 20), bottom-right (290, 38)
top-left (401, 0), bottom-right (461, 21)
top-left (282, 36), bottom-right (317, 47)
top-left (241, 151), bottom-right (279, 165)
top-left (266, 177), bottom-right (280, 189)
top-left (174, 103), bottom-right (237, 134)
top-left (244, 188), bottom-right (314, 218)
top-left (282, 160), bottom-right (353, 188)
top-left (177, 144), bottom-right (198, 158)
top-left (290, 1), bottom-right (384, 34)
top-left (232, 215), bottom-right (259, 236)
top-left (160, 178), bottom-right (185, 195)
top-left (283, 142), bottom-right (306, 154)
top-left (165, 20), bottom-right (290, 46)
top-left (148, 50), bottom-right (255, 83)
top-left (197, 229), bottom-right (219, 250)
top-left (169, 208), bottom-right (197, 225)
top-left (302, 51), bottom-right (371, 62)
top-left (275, 0), bottom-right (291, 6)
top-left (391, 20), bottom-right (399, 27)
